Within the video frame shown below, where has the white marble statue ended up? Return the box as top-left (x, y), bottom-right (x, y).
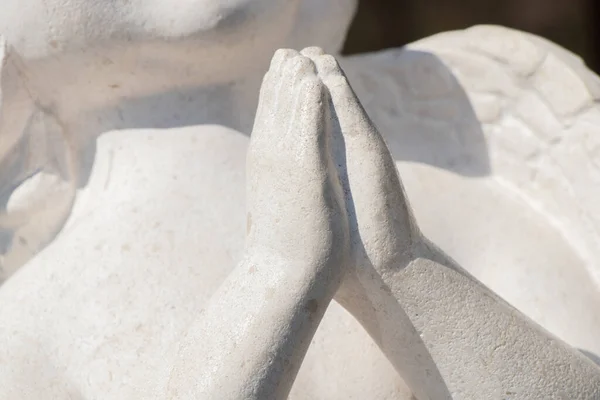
top-left (1, 0), bottom-right (600, 398)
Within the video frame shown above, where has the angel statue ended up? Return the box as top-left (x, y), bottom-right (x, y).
top-left (0, 0), bottom-right (599, 398)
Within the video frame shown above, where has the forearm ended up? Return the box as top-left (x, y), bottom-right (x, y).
top-left (167, 253), bottom-right (337, 400)
top-left (345, 238), bottom-right (600, 398)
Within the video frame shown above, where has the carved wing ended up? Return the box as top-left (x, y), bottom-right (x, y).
top-left (340, 25), bottom-right (600, 288)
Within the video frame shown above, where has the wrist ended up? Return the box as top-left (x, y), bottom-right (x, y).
top-left (241, 246), bottom-right (345, 296)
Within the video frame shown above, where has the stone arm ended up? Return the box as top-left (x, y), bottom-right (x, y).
top-left (369, 240), bottom-right (600, 399)
top-left (166, 254), bottom-right (339, 400)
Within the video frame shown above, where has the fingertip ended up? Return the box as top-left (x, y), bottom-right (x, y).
top-left (283, 55), bottom-right (317, 79)
top-left (313, 54), bottom-right (342, 78)
top-left (270, 49), bottom-right (299, 72)
top-left (300, 47), bottom-right (326, 58)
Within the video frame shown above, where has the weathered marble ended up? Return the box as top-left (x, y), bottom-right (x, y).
top-left (1, 0), bottom-right (600, 398)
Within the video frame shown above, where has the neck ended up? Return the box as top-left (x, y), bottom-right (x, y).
top-left (55, 73), bottom-right (263, 183)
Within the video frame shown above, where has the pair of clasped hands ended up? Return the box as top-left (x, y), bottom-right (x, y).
top-left (167, 47), bottom-right (447, 400)
top-left (167, 48), bottom-right (600, 400)
top-left (246, 46), bottom-right (418, 303)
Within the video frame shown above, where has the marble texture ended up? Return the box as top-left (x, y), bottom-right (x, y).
top-left (0, 0), bottom-right (599, 398)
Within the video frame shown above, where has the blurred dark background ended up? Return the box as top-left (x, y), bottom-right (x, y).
top-left (343, 0), bottom-right (599, 72)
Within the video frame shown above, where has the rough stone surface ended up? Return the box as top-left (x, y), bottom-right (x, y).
top-left (0, 0), bottom-right (599, 398)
